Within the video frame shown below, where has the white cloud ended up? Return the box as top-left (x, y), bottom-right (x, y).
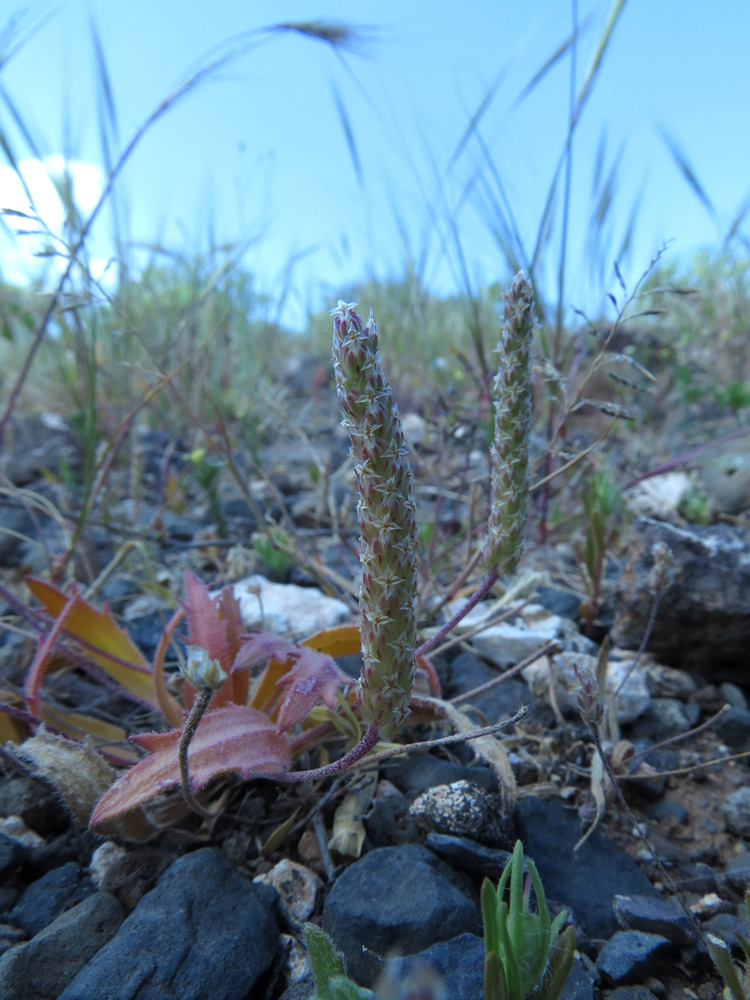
top-left (0, 156), bottom-right (106, 283)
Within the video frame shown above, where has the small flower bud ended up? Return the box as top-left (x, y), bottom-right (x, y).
top-left (648, 541), bottom-right (674, 595)
top-left (180, 645), bottom-right (227, 691)
top-left (573, 660), bottom-right (604, 730)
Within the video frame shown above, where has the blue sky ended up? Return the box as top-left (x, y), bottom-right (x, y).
top-left (1, 1), bottom-right (749, 330)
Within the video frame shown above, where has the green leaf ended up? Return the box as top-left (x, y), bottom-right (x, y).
top-left (707, 934), bottom-right (746, 1000)
top-left (508, 840), bottom-right (524, 953)
top-left (527, 857), bottom-right (552, 931)
top-left (304, 924), bottom-right (349, 1000)
top-left (536, 926), bottom-right (577, 1000)
top-left (496, 903), bottom-right (521, 998)
top-left (481, 877), bottom-right (500, 956)
top-left (484, 950), bottom-right (508, 1000)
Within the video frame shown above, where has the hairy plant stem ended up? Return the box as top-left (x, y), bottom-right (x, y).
top-left (272, 725), bottom-right (380, 784)
top-left (178, 688), bottom-right (215, 820)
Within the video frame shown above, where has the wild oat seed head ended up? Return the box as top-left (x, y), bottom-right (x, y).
top-left (484, 272), bottom-right (535, 576)
top-left (331, 300), bottom-right (417, 740)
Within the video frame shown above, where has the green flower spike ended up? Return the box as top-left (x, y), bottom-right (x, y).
top-left (485, 272), bottom-right (535, 576)
top-left (331, 300), bottom-right (418, 741)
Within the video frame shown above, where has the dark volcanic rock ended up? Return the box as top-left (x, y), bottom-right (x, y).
top-left (446, 650), bottom-right (530, 724)
top-left (9, 862), bottom-right (92, 937)
top-left (379, 933), bottom-right (484, 1000)
top-left (383, 933), bottom-right (595, 1000)
top-left (382, 752), bottom-right (498, 799)
top-left (611, 518), bottom-right (750, 677)
top-left (516, 796), bottom-right (660, 941)
top-left (0, 892), bottom-right (123, 1000)
top-left (58, 848), bottom-right (280, 1000)
top-left (596, 930), bottom-right (672, 985)
top-left (321, 844), bottom-right (481, 987)
top-left (0, 833), bottom-right (24, 880)
top-left (612, 893), bottom-right (695, 946)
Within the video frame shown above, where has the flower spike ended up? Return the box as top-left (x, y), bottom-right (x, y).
top-left (485, 272), bottom-right (535, 576)
top-left (331, 300), bottom-right (418, 740)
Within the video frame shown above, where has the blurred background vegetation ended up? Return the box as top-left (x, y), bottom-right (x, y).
top-left (0, 3), bottom-right (748, 592)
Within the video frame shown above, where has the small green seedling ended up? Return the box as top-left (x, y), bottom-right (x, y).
top-left (580, 468), bottom-right (622, 633)
top-left (707, 891), bottom-right (750, 1000)
top-left (253, 526), bottom-right (295, 580)
top-left (481, 840), bottom-right (575, 1000)
top-left (304, 923), bottom-right (373, 1000)
top-left (189, 448), bottom-right (226, 536)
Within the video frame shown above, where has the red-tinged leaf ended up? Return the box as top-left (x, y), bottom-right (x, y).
top-left (25, 590), bottom-right (80, 717)
top-left (90, 705), bottom-right (291, 828)
top-left (301, 624), bottom-right (361, 657)
top-left (152, 607), bottom-right (185, 728)
top-left (182, 572), bottom-right (251, 710)
top-left (232, 630), bottom-right (297, 673)
top-left (249, 656), bottom-right (292, 716)
top-left (183, 571), bottom-right (233, 671)
top-left (26, 577), bottom-right (157, 709)
top-left (275, 648), bottom-right (353, 733)
top-left (39, 706), bottom-right (141, 765)
top-left (219, 588), bottom-right (249, 706)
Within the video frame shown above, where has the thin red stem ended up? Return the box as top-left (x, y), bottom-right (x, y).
top-left (416, 567), bottom-right (499, 659)
top-left (272, 725), bottom-right (380, 784)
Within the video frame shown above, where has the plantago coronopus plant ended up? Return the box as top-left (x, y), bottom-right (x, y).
top-left (331, 300), bottom-right (418, 741)
top-left (10, 277), bottom-right (537, 830)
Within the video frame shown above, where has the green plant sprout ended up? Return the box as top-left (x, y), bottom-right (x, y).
top-left (707, 893), bottom-right (750, 1000)
top-left (189, 448), bottom-right (226, 537)
top-left (579, 468), bottom-right (622, 633)
top-left (304, 923), bottom-right (373, 1000)
top-left (253, 525), bottom-right (295, 580)
top-left (481, 840), bottom-right (575, 1000)
top-left (303, 840), bottom-right (575, 1000)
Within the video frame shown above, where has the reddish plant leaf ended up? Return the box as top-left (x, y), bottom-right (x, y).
top-left (249, 656), bottom-right (293, 717)
top-left (152, 607), bottom-right (186, 728)
top-left (90, 705), bottom-right (291, 828)
top-left (231, 631), bottom-right (297, 673)
top-left (26, 577), bottom-right (156, 709)
top-left (183, 571), bottom-right (233, 670)
top-left (25, 590), bottom-right (80, 718)
top-left (275, 648), bottom-right (353, 733)
top-left (182, 571), bottom-right (250, 710)
top-left (219, 588), bottom-right (249, 707)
